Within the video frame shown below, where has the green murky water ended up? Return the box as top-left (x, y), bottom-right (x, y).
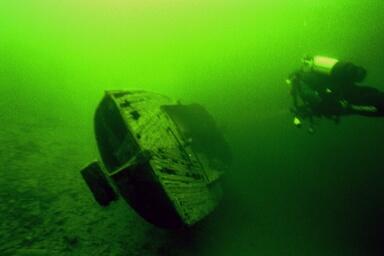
top-left (1, 1), bottom-right (384, 255)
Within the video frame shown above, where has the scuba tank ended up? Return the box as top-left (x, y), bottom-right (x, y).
top-left (302, 55), bottom-right (339, 75)
top-left (302, 55), bottom-right (367, 83)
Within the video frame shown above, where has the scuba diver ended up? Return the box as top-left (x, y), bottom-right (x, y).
top-left (287, 55), bottom-right (384, 132)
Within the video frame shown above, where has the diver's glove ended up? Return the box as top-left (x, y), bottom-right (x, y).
top-left (292, 116), bottom-right (316, 133)
top-left (339, 99), bottom-right (349, 109)
top-left (293, 116), bottom-right (302, 127)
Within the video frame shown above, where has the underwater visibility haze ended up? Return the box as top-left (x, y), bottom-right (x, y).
top-left (1, 0), bottom-right (384, 255)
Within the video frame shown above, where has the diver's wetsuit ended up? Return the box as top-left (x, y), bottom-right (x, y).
top-left (290, 61), bottom-right (384, 121)
top-left (342, 85), bottom-right (384, 116)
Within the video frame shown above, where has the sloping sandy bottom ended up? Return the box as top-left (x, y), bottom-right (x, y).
top-left (2, 99), bottom-right (383, 256)
top-left (0, 110), bottom-right (214, 256)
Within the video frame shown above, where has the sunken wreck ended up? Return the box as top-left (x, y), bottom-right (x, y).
top-left (81, 90), bottom-right (231, 228)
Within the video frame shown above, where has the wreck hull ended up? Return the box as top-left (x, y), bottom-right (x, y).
top-left (93, 90), bottom-right (225, 228)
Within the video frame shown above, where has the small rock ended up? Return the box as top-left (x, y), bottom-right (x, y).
top-left (63, 235), bottom-right (79, 247)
